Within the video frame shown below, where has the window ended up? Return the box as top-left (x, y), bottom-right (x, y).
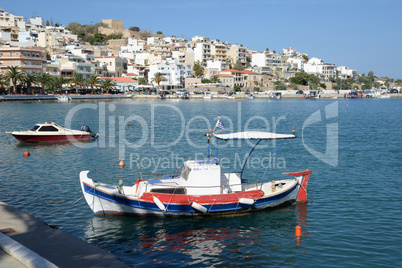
top-left (38, 126), bottom-right (59, 132)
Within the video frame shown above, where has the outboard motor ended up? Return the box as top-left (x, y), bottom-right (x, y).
top-left (80, 125), bottom-right (99, 140)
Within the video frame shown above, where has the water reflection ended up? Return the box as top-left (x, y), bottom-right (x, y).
top-left (295, 202), bottom-right (309, 247)
top-left (84, 207), bottom-right (300, 266)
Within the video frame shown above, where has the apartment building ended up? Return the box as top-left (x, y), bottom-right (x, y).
top-left (211, 42), bottom-right (227, 62)
top-left (0, 9), bottom-right (25, 30)
top-left (0, 46), bottom-right (46, 74)
top-left (148, 59), bottom-right (192, 89)
top-left (304, 57), bottom-right (336, 81)
top-left (95, 55), bottom-right (127, 77)
top-left (228, 44), bottom-right (248, 68)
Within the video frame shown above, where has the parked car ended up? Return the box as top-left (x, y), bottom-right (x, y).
top-left (296, 90), bottom-right (304, 94)
top-left (389, 89), bottom-right (399, 93)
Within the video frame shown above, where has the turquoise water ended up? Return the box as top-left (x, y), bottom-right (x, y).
top-left (0, 98), bottom-right (401, 267)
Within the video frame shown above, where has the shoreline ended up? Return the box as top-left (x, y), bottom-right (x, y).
top-left (1, 93), bottom-right (402, 102)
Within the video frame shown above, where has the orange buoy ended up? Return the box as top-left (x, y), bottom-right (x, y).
top-left (119, 160), bottom-right (125, 167)
top-left (346, 104), bottom-right (349, 106)
top-left (295, 225), bottom-right (302, 237)
top-left (23, 151), bottom-right (30, 157)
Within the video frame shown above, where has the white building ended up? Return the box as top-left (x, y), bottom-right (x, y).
top-left (0, 9), bottom-right (26, 30)
top-left (337, 66), bottom-right (357, 80)
top-left (304, 57), bottom-right (336, 81)
top-left (286, 57), bottom-right (304, 72)
top-left (282, 47), bottom-right (297, 57)
top-left (193, 42), bottom-right (212, 64)
top-left (119, 38), bottom-right (145, 59)
top-left (148, 59), bottom-right (192, 89)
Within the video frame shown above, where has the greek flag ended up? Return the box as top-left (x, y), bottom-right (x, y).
top-left (215, 119), bottom-right (225, 130)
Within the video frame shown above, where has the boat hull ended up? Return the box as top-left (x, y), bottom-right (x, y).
top-left (13, 134), bottom-right (91, 143)
top-left (80, 170), bottom-right (310, 217)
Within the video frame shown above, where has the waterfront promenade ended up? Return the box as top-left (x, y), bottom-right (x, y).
top-left (1, 92), bottom-right (401, 101)
top-left (0, 201), bottom-right (129, 268)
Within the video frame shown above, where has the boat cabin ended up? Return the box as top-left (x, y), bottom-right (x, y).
top-left (135, 158), bottom-right (243, 197)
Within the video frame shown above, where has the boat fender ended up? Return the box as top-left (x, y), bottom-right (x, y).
top-left (238, 198), bottom-right (255, 205)
top-left (118, 179), bottom-right (123, 194)
top-left (153, 196), bottom-right (166, 211)
top-left (191, 202), bottom-right (208, 214)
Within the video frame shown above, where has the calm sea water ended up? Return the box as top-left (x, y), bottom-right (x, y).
top-left (0, 98), bottom-right (401, 267)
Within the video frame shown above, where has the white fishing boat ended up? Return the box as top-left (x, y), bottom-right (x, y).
top-left (57, 95), bottom-right (71, 102)
top-left (269, 92), bottom-right (282, 99)
top-left (203, 93), bottom-right (212, 99)
top-left (303, 91), bottom-right (320, 99)
top-left (80, 118), bottom-right (312, 217)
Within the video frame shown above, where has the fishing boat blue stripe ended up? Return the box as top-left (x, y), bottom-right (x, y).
top-left (83, 182), bottom-right (298, 213)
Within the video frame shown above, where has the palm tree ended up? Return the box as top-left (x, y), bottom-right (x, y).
top-left (5, 66), bottom-right (24, 94)
top-left (101, 78), bottom-right (116, 94)
top-left (21, 73), bottom-right (37, 95)
top-left (88, 74), bottom-right (100, 94)
top-left (151, 72), bottom-right (166, 90)
top-left (0, 74), bottom-right (9, 94)
top-left (36, 73), bottom-right (53, 94)
top-left (52, 77), bottom-right (68, 94)
top-left (71, 73), bottom-right (84, 94)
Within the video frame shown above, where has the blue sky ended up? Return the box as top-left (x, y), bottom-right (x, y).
top-left (3, 0), bottom-right (402, 79)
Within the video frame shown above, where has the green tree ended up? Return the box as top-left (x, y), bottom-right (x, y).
top-left (100, 78), bottom-right (116, 93)
top-left (156, 31), bottom-right (163, 35)
top-left (151, 72), bottom-right (166, 89)
top-left (0, 74), bottom-right (9, 94)
top-left (210, 75), bottom-right (221, 84)
top-left (71, 73), bottom-right (84, 94)
top-left (36, 73), bottom-right (53, 94)
top-left (192, 61), bottom-right (204, 77)
top-left (21, 73), bottom-right (37, 94)
top-left (234, 85), bottom-right (241, 92)
top-left (226, 56), bottom-right (233, 69)
top-left (129, 26), bottom-right (140, 32)
top-left (53, 77), bottom-right (68, 93)
top-left (5, 66), bottom-right (24, 94)
top-left (302, 55), bottom-right (309, 62)
top-left (88, 75), bottom-right (100, 94)
top-left (234, 60), bottom-right (244, 71)
top-left (291, 70), bottom-right (309, 85)
top-left (138, 77), bottom-right (147, 85)
top-left (395, 79), bottom-right (402, 84)
top-left (90, 33), bottom-right (106, 44)
top-left (275, 81), bottom-right (287, 90)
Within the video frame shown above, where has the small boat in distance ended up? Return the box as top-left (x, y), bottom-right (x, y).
top-left (80, 118), bottom-right (312, 217)
top-left (203, 93), bottom-right (212, 99)
top-left (303, 91), bottom-right (320, 99)
top-left (347, 91), bottom-right (363, 99)
top-left (6, 122), bottom-right (98, 143)
top-left (57, 95), bottom-right (71, 102)
top-left (269, 92), bottom-right (282, 99)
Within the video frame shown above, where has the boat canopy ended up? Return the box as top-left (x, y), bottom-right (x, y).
top-left (212, 131), bottom-right (296, 140)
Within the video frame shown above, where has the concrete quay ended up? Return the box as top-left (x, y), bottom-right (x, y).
top-left (0, 201), bottom-right (130, 268)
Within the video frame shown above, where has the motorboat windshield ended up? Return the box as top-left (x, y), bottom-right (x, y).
top-left (30, 125), bottom-right (40, 131)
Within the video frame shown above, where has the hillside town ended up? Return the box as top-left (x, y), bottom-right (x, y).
top-left (0, 8), bottom-right (400, 95)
